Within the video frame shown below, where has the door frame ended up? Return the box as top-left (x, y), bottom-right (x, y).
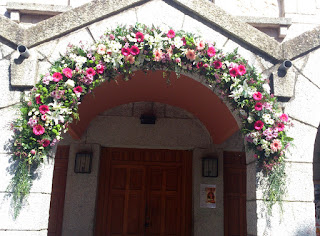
top-left (94, 147), bottom-right (193, 236)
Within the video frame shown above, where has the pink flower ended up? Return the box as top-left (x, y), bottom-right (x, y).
top-left (270, 139), bottom-right (282, 152)
top-left (27, 101), bottom-right (32, 106)
top-left (74, 86), bottom-right (83, 94)
top-left (33, 124), bottom-right (45, 135)
top-left (175, 58), bottom-right (181, 63)
top-left (96, 64), bottom-right (105, 74)
top-left (167, 47), bottom-right (173, 57)
top-left (237, 65), bottom-right (246, 76)
top-left (280, 113), bottom-right (288, 122)
top-left (41, 114), bottom-right (47, 121)
top-left (121, 47), bottom-right (131, 56)
top-left (253, 92), bottom-right (262, 101)
top-left (125, 55), bottom-right (135, 64)
top-left (207, 46), bottom-right (216, 57)
top-left (62, 68), bottom-right (73, 78)
top-left (86, 67), bottom-right (96, 77)
top-left (182, 37), bottom-right (186, 46)
top-left (254, 120), bottom-right (264, 130)
top-left (167, 29), bottom-right (175, 38)
top-left (36, 95), bottom-right (42, 104)
top-left (203, 63), bottom-right (209, 68)
top-left (276, 123), bottom-right (285, 132)
top-left (229, 67), bottom-right (239, 77)
top-left (255, 102), bottom-right (263, 111)
top-left (136, 32), bottom-right (144, 42)
top-left (130, 45), bottom-right (140, 56)
top-left (42, 139), bottom-right (50, 147)
top-left (196, 41), bottom-right (205, 50)
top-left (52, 72), bottom-right (63, 82)
top-left (154, 49), bottom-right (163, 62)
top-left (186, 49), bottom-right (196, 61)
top-left (196, 62), bottom-right (203, 68)
top-left (30, 150), bottom-right (36, 155)
top-left (213, 61), bottom-right (222, 69)
top-left (39, 105), bottom-right (49, 114)
top-left (109, 34), bottom-right (115, 40)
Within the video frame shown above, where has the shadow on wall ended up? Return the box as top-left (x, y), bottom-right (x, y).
top-left (313, 126), bottom-right (320, 236)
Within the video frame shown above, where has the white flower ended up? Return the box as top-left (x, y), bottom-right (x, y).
top-left (262, 114), bottom-right (271, 121)
top-left (253, 138), bottom-right (258, 145)
top-left (266, 118), bottom-right (274, 125)
top-left (28, 111), bottom-right (32, 116)
top-left (247, 116), bottom-right (254, 123)
top-left (239, 109), bottom-right (247, 117)
top-left (65, 79), bottom-right (75, 88)
top-left (174, 36), bottom-right (183, 48)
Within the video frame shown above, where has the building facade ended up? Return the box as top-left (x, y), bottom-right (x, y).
top-left (0, 0), bottom-right (320, 235)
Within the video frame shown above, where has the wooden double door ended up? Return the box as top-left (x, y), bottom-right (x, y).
top-left (95, 148), bottom-right (192, 236)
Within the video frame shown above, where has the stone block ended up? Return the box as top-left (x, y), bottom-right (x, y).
top-left (182, 14), bottom-right (228, 49)
top-left (36, 60), bottom-right (52, 82)
top-left (10, 11), bottom-right (20, 23)
top-left (0, 60), bottom-right (21, 108)
top-left (272, 68), bottom-right (295, 98)
top-left (256, 200), bottom-right (316, 236)
top-left (223, 39), bottom-right (274, 73)
top-left (136, 0), bottom-right (185, 31)
top-left (284, 74), bottom-right (320, 128)
top-left (86, 116), bottom-right (211, 149)
top-left (246, 200), bottom-right (258, 235)
top-left (0, 106), bottom-right (19, 153)
top-left (286, 119), bottom-right (317, 163)
top-left (88, 8), bottom-right (137, 42)
top-left (69, 0), bottom-right (91, 7)
top-left (47, 28), bottom-right (94, 64)
top-left (285, 162), bottom-right (314, 201)
top-left (100, 103), bottom-right (133, 117)
top-left (299, 48), bottom-right (320, 88)
top-left (0, 193), bottom-right (51, 230)
top-left (246, 162), bottom-right (258, 200)
top-left (133, 102), bottom-right (165, 118)
top-left (165, 104), bottom-right (194, 119)
top-left (34, 40), bottom-right (58, 61)
top-left (10, 49), bottom-right (38, 87)
top-left (30, 158), bottom-right (55, 194)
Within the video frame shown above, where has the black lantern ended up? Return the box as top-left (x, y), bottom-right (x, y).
top-left (202, 157), bottom-right (218, 177)
top-left (74, 152), bottom-right (92, 173)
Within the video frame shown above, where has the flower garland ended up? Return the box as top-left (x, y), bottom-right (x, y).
top-left (10, 23), bottom-right (293, 217)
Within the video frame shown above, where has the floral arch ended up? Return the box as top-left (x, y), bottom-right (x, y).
top-left (10, 23), bottom-right (293, 217)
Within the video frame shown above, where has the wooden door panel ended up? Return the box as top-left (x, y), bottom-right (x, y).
top-left (95, 148), bottom-right (192, 236)
top-left (224, 151), bottom-right (247, 236)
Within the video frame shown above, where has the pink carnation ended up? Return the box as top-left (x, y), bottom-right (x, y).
top-left (52, 72), bottom-right (63, 82)
top-left (237, 65), bottom-right (246, 76)
top-left (207, 46), bottom-right (216, 57)
top-left (254, 120), bottom-right (264, 130)
top-left (253, 92), bottom-right (262, 101)
top-left (167, 29), bottom-right (175, 39)
top-left (62, 68), bottom-right (73, 78)
top-left (39, 105), bottom-right (49, 114)
top-left (33, 124), bottom-right (45, 136)
top-left (136, 32), bottom-right (144, 42)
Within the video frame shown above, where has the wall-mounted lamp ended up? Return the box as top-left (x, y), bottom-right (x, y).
top-left (17, 45), bottom-right (30, 58)
top-left (140, 114), bottom-right (156, 124)
top-left (202, 157), bottom-right (218, 177)
top-left (74, 152), bottom-right (92, 173)
top-left (277, 60), bottom-right (292, 77)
